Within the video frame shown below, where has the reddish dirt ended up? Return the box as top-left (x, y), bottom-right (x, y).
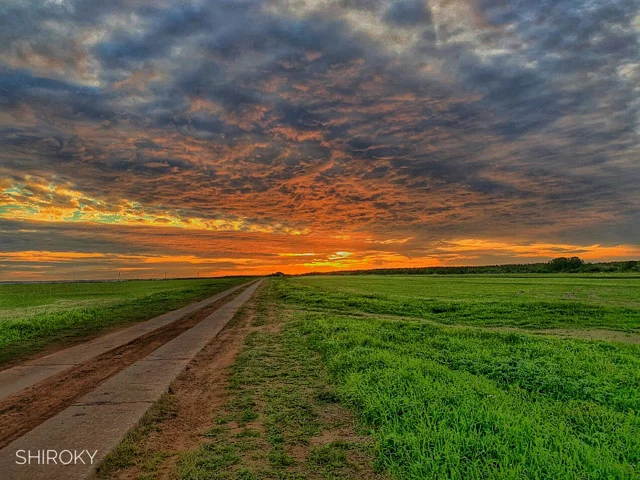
top-left (0, 286), bottom-right (248, 449)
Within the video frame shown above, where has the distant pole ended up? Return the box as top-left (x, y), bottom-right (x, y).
top-left (118, 272), bottom-right (121, 282)
top-left (164, 271), bottom-right (167, 280)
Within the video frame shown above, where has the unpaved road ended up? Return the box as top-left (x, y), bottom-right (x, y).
top-left (101, 283), bottom-right (269, 479)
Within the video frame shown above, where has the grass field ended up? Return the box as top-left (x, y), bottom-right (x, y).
top-left (0, 277), bottom-right (249, 366)
top-left (100, 274), bottom-right (640, 479)
top-left (277, 275), bottom-right (640, 479)
top-left (282, 275), bottom-right (640, 331)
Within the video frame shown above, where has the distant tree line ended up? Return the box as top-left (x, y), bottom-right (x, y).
top-left (295, 258), bottom-right (639, 277)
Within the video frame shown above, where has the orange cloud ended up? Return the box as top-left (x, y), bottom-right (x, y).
top-left (0, 251), bottom-right (109, 262)
top-left (1, 179), bottom-right (310, 236)
top-left (440, 239), bottom-right (640, 260)
top-left (1, 236), bottom-right (638, 281)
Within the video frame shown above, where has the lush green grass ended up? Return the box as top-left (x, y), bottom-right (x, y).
top-left (0, 277), bottom-right (249, 365)
top-left (280, 275), bottom-right (640, 331)
top-left (274, 276), bottom-right (640, 479)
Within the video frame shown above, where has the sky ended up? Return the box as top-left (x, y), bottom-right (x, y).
top-left (0, 0), bottom-right (639, 280)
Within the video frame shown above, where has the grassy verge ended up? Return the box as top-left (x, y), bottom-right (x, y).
top-left (0, 277), bottom-right (249, 366)
top-left (176, 280), bottom-right (383, 479)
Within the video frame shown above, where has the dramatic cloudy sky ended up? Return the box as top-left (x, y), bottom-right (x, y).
top-left (1, 0), bottom-right (639, 279)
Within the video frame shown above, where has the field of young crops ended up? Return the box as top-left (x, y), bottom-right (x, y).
top-left (274, 275), bottom-right (640, 479)
top-left (0, 277), bottom-right (249, 365)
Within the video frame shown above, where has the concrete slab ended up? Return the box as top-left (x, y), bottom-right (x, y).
top-left (0, 402), bottom-right (151, 480)
top-left (0, 280), bottom-right (263, 480)
top-left (0, 280), bottom-right (255, 399)
top-left (77, 359), bottom-right (190, 404)
top-left (0, 365), bottom-right (73, 396)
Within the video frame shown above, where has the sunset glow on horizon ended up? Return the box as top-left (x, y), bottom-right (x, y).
top-left (1, 0), bottom-right (638, 280)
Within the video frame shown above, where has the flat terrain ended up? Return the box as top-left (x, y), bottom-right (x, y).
top-left (285, 274), bottom-right (640, 331)
top-left (0, 278), bottom-right (250, 366)
top-left (99, 274), bottom-right (640, 479)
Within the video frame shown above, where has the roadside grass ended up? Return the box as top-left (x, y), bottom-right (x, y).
top-left (0, 277), bottom-right (249, 366)
top-left (175, 280), bottom-right (385, 480)
top-left (279, 275), bottom-right (640, 331)
top-left (95, 394), bottom-right (177, 480)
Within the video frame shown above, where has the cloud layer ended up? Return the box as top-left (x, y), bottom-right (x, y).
top-left (1, 0), bottom-right (638, 279)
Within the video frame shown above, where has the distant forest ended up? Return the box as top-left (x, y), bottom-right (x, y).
top-left (292, 258), bottom-right (640, 276)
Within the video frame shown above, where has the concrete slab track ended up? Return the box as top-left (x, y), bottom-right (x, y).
top-left (0, 280), bottom-right (254, 399)
top-left (0, 279), bottom-right (262, 479)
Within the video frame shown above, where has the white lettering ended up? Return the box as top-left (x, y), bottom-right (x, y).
top-left (58, 450), bottom-right (73, 465)
top-left (27, 450), bottom-right (40, 465)
top-left (15, 449), bottom-right (99, 465)
top-left (73, 450), bottom-right (85, 464)
top-left (15, 450), bottom-right (26, 465)
top-left (86, 450), bottom-right (98, 464)
top-left (46, 449), bottom-right (58, 465)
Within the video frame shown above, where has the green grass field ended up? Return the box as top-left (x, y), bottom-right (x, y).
top-left (282, 275), bottom-right (640, 331)
top-left (0, 277), bottom-right (249, 366)
top-left (98, 274), bottom-right (640, 479)
top-left (278, 275), bottom-right (640, 479)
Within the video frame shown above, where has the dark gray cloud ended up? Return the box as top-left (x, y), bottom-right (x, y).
top-left (0, 0), bottom-right (638, 272)
top-left (384, 0), bottom-right (432, 26)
